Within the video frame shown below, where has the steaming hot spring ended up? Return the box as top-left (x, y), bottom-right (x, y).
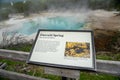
top-left (0, 10), bottom-right (119, 43)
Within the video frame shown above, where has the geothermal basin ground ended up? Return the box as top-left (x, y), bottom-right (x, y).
top-left (0, 10), bottom-right (120, 45)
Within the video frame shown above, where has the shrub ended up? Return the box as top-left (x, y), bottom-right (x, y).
top-left (0, 9), bottom-right (9, 21)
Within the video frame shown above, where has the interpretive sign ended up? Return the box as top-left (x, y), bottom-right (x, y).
top-left (27, 30), bottom-right (96, 71)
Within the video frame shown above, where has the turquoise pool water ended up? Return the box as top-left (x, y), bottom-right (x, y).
top-left (17, 16), bottom-right (85, 35)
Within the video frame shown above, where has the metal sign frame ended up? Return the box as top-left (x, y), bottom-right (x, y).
top-left (27, 29), bottom-right (96, 71)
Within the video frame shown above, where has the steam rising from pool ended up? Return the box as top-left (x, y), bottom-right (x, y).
top-left (17, 16), bottom-right (85, 35)
top-left (0, 11), bottom-right (90, 43)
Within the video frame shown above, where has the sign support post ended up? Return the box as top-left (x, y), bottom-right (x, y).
top-left (44, 67), bottom-right (80, 80)
top-left (61, 75), bottom-right (80, 80)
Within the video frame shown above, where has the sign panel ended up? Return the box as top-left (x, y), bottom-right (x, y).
top-left (27, 30), bottom-right (96, 71)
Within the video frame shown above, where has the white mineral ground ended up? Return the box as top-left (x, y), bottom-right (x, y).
top-left (85, 10), bottom-right (120, 31)
top-left (0, 10), bottom-right (120, 43)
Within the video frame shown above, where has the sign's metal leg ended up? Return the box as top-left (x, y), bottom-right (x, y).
top-left (62, 77), bottom-right (79, 80)
top-left (61, 71), bottom-right (80, 80)
top-left (62, 77), bottom-right (67, 80)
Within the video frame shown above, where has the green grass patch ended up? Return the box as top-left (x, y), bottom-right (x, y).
top-left (80, 72), bottom-right (120, 80)
top-left (96, 52), bottom-right (120, 61)
top-left (2, 43), bottom-right (32, 52)
top-left (0, 77), bottom-right (9, 80)
top-left (0, 58), bottom-right (60, 80)
top-left (0, 58), bottom-right (120, 80)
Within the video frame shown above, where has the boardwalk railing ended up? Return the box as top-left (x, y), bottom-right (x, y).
top-left (0, 49), bottom-right (120, 80)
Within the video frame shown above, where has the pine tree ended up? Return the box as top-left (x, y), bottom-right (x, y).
top-left (114, 0), bottom-right (120, 11)
top-left (112, 0), bottom-right (120, 15)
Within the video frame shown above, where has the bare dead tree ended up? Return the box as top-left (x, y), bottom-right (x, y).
top-left (1, 31), bottom-right (9, 47)
top-left (0, 31), bottom-right (28, 48)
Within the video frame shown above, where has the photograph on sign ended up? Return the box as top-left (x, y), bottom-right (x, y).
top-left (27, 30), bottom-right (96, 71)
top-left (65, 42), bottom-right (90, 58)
